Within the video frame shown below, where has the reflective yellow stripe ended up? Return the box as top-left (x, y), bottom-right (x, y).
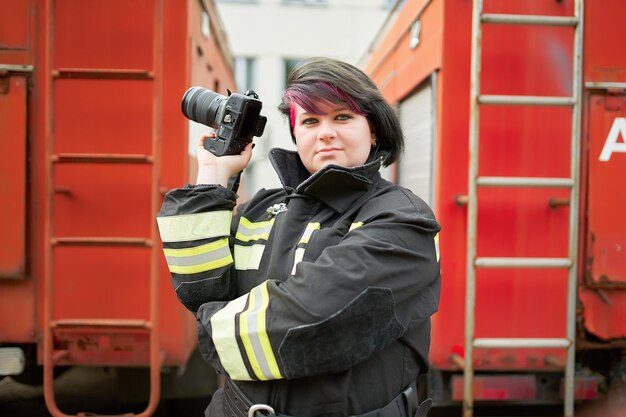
top-left (157, 211), bottom-right (232, 242)
top-left (434, 233), bottom-right (440, 262)
top-left (236, 217), bottom-right (275, 242)
top-left (239, 217), bottom-right (274, 230)
top-left (163, 238), bottom-right (228, 257)
top-left (164, 238), bottom-right (233, 273)
top-left (210, 294), bottom-right (254, 381)
top-left (238, 289), bottom-right (258, 378)
top-left (299, 222), bottom-right (320, 244)
top-left (349, 221), bottom-right (364, 231)
top-left (239, 282), bottom-right (283, 380)
top-left (257, 282), bottom-right (282, 379)
top-left (234, 244), bottom-right (266, 271)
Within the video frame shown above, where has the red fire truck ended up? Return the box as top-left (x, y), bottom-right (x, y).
top-left (0, 0), bottom-right (236, 415)
top-left (363, 0), bottom-right (624, 416)
top-left (2, 0), bottom-right (625, 416)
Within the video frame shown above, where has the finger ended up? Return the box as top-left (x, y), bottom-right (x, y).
top-left (240, 142), bottom-right (254, 160)
top-left (199, 132), bottom-right (217, 147)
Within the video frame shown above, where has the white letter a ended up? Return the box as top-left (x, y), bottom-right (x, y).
top-left (599, 117), bottom-right (626, 161)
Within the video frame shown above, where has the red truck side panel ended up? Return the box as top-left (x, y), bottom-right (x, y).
top-left (580, 93), bottom-right (626, 340)
top-left (0, 76), bottom-right (27, 278)
top-left (0, 75), bottom-right (36, 342)
top-left (0, 0), bottom-right (236, 371)
top-left (365, 0), bottom-right (626, 373)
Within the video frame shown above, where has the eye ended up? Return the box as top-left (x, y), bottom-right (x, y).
top-left (335, 113), bottom-right (353, 121)
top-left (301, 117), bottom-right (318, 125)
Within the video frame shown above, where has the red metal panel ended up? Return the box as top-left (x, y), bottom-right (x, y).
top-left (578, 289), bottom-right (626, 341)
top-left (0, 76), bottom-right (27, 278)
top-left (440, 0), bottom-right (573, 370)
top-left (53, 79), bottom-right (154, 155)
top-left (42, 0), bottom-right (160, 374)
top-left (584, 0), bottom-right (626, 83)
top-left (0, 75), bottom-right (35, 342)
top-left (580, 92), bottom-right (626, 340)
top-left (0, 1), bottom-right (30, 48)
top-left (7, 0), bottom-right (236, 377)
top-left (0, 279), bottom-right (36, 342)
top-left (0, 0), bottom-right (33, 65)
top-left (53, 163), bottom-right (153, 238)
top-left (586, 94), bottom-right (626, 285)
top-left (451, 375), bottom-right (537, 401)
top-left (365, 0), bottom-right (578, 371)
top-left (54, 0), bottom-right (154, 70)
top-left (158, 0), bottom-right (199, 366)
top-left (52, 327), bottom-right (150, 366)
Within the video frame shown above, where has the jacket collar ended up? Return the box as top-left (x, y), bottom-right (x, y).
top-left (269, 148), bottom-right (381, 213)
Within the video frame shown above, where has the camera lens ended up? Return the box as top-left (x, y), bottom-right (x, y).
top-left (181, 87), bottom-right (225, 129)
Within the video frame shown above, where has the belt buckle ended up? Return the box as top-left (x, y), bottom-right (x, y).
top-left (248, 404), bottom-right (275, 417)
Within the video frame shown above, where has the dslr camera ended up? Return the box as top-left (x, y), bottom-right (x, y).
top-left (181, 87), bottom-right (267, 156)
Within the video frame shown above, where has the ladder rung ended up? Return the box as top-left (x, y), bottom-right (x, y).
top-left (53, 68), bottom-right (154, 80)
top-left (474, 338), bottom-right (572, 349)
top-left (0, 64), bottom-right (34, 73)
top-left (52, 237), bottom-right (152, 247)
top-left (52, 319), bottom-right (151, 329)
top-left (478, 94), bottom-right (576, 106)
top-left (477, 176), bottom-right (574, 188)
top-left (481, 14), bottom-right (579, 27)
top-left (475, 257), bottom-right (572, 268)
top-left (52, 153), bottom-right (154, 164)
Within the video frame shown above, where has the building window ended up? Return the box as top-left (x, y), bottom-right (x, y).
top-left (284, 58), bottom-right (303, 87)
top-left (397, 77), bottom-right (437, 207)
top-left (235, 57), bottom-right (256, 92)
top-left (201, 10), bottom-right (210, 38)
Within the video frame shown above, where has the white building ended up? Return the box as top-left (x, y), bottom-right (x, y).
top-left (214, 0), bottom-right (397, 195)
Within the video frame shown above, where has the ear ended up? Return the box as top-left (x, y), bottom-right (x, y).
top-left (368, 120), bottom-right (377, 145)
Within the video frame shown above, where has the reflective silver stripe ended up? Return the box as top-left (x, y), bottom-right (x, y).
top-left (291, 248), bottom-right (306, 275)
top-left (236, 217), bottom-right (275, 242)
top-left (210, 294), bottom-right (254, 380)
top-left (167, 253), bottom-right (233, 275)
top-left (157, 211), bottom-right (232, 242)
top-left (234, 244), bottom-right (266, 270)
top-left (239, 282), bottom-right (282, 380)
top-left (165, 240), bottom-right (232, 267)
top-left (290, 223), bottom-right (320, 275)
top-left (434, 233), bottom-right (440, 262)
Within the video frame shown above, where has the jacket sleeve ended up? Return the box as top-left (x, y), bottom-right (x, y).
top-left (197, 193), bottom-right (441, 381)
top-left (156, 184), bottom-right (238, 312)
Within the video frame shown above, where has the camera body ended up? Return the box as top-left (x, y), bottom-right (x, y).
top-left (181, 87), bottom-right (267, 156)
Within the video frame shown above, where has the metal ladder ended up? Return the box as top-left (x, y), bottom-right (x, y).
top-left (464, 1), bottom-right (584, 417)
top-left (41, 0), bottom-right (164, 416)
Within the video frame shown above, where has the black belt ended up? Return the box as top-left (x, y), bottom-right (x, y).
top-left (224, 378), bottom-right (432, 417)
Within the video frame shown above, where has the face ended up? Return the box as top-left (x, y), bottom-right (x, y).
top-left (292, 102), bottom-right (375, 174)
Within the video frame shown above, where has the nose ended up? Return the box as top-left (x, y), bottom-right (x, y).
top-left (317, 119), bottom-right (336, 141)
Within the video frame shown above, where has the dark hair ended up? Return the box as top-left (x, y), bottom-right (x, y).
top-left (278, 57), bottom-right (404, 167)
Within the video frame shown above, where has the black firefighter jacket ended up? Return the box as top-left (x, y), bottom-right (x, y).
top-left (156, 148), bottom-right (441, 417)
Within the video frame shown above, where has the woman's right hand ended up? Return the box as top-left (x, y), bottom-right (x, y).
top-left (196, 133), bottom-right (254, 187)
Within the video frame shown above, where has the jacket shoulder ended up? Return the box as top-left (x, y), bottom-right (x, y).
top-left (358, 180), bottom-right (440, 233)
